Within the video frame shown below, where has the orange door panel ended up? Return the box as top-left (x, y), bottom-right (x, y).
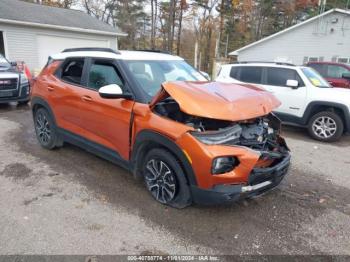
top-left (45, 75), bottom-right (82, 133)
top-left (77, 87), bottom-right (134, 160)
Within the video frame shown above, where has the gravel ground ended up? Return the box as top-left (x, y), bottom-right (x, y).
top-left (0, 103), bottom-right (349, 256)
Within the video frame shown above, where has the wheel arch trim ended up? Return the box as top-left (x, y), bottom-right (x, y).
top-left (31, 96), bottom-right (57, 126)
top-left (131, 130), bottom-right (198, 186)
top-left (302, 101), bottom-right (350, 132)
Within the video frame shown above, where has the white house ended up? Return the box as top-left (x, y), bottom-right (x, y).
top-left (229, 9), bottom-right (350, 65)
top-left (0, 0), bottom-right (126, 71)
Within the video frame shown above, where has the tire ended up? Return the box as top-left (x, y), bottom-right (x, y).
top-left (142, 148), bottom-right (192, 208)
top-left (308, 111), bottom-right (344, 142)
top-left (34, 108), bottom-right (62, 149)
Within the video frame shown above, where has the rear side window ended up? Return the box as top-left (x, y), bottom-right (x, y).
top-left (266, 68), bottom-right (304, 87)
top-left (61, 58), bottom-right (84, 85)
top-left (88, 61), bottom-right (124, 90)
top-left (239, 67), bottom-right (262, 84)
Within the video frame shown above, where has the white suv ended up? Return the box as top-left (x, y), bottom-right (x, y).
top-left (216, 62), bottom-right (350, 142)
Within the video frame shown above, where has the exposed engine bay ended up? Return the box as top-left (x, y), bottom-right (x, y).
top-left (153, 99), bottom-right (289, 159)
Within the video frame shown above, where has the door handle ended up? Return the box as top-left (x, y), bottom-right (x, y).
top-left (47, 86), bottom-right (54, 92)
top-left (81, 95), bottom-right (93, 102)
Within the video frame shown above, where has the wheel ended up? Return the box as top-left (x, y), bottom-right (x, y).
top-left (308, 111), bottom-right (344, 142)
top-left (34, 108), bottom-right (62, 149)
top-left (142, 148), bottom-right (192, 208)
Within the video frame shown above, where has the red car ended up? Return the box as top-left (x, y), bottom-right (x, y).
top-left (307, 62), bottom-right (350, 89)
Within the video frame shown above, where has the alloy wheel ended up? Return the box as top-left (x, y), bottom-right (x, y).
top-left (36, 112), bottom-right (51, 145)
top-left (144, 159), bottom-right (177, 204)
top-left (312, 116), bottom-right (337, 139)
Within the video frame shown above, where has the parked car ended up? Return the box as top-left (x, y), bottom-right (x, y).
top-left (31, 48), bottom-right (290, 208)
top-left (216, 62), bottom-right (350, 142)
top-left (307, 62), bottom-right (350, 89)
top-left (0, 54), bottom-right (30, 104)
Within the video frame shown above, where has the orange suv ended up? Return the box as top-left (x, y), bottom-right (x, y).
top-left (31, 48), bottom-right (291, 208)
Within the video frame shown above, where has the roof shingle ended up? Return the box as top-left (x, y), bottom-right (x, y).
top-left (0, 0), bottom-right (124, 35)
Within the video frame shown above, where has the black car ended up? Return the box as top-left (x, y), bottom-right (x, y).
top-left (0, 54), bottom-right (30, 104)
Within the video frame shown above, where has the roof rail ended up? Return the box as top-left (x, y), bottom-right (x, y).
top-left (234, 61), bottom-right (295, 66)
top-left (136, 49), bottom-right (171, 54)
top-left (62, 47), bottom-right (121, 54)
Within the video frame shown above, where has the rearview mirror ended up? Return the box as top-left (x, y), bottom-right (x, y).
top-left (342, 72), bottom-right (350, 80)
top-left (10, 61), bottom-right (17, 67)
top-left (286, 79), bottom-right (299, 89)
top-left (98, 84), bottom-right (133, 99)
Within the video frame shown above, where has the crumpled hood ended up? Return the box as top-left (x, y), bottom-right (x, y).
top-left (150, 81), bottom-right (281, 121)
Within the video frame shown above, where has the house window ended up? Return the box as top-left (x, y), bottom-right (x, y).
top-left (338, 58), bottom-right (349, 64)
top-left (308, 57), bottom-right (319, 62)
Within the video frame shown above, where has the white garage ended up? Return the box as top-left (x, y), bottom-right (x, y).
top-left (0, 0), bottom-right (125, 72)
top-left (36, 34), bottom-right (110, 69)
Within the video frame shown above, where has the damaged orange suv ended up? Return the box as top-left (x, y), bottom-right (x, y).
top-left (31, 48), bottom-right (291, 208)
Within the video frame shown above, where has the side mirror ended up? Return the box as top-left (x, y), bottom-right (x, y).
top-left (286, 79), bottom-right (299, 89)
top-left (98, 84), bottom-right (133, 99)
top-left (342, 72), bottom-right (350, 80)
top-left (10, 61), bottom-right (17, 67)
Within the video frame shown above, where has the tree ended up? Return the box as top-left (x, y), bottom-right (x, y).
top-left (23, 0), bottom-right (77, 8)
top-left (113, 0), bottom-right (148, 49)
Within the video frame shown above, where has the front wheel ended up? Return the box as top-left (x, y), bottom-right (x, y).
top-left (142, 148), bottom-right (192, 208)
top-left (308, 111), bottom-right (344, 142)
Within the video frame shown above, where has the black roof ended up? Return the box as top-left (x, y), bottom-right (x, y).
top-left (0, 0), bottom-right (124, 35)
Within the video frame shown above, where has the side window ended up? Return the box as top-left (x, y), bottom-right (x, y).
top-left (229, 66), bottom-right (239, 79)
top-left (326, 65), bottom-right (349, 79)
top-left (266, 68), bottom-right (304, 87)
top-left (239, 67), bottom-right (262, 84)
top-left (88, 61), bottom-right (124, 90)
top-left (61, 58), bottom-right (84, 85)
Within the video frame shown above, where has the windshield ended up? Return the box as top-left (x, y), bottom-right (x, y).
top-left (0, 55), bottom-right (10, 68)
top-left (125, 60), bottom-right (207, 98)
top-left (302, 67), bottom-right (331, 88)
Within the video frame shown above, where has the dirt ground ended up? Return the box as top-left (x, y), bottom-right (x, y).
top-left (0, 103), bottom-right (349, 255)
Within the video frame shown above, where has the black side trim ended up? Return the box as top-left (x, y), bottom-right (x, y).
top-left (58, 128), bottom-right (131, 171)
top-left (131, 130), bottom-right (197, 186)
top-left (275, 102), bottom-right (350, 132)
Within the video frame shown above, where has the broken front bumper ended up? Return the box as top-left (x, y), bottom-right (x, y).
top-left (190, 153), bottom-right (291, 205)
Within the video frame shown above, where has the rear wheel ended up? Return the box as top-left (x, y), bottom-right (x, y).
top-left (142, 148), bottom-right (192, 208)
top-left (34, 108), bottom-right (62, 149)
top-left (308, 111), bottom-right (343, 142)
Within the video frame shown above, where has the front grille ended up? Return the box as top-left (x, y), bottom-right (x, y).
top-left (0, 78), bottom-right (18, 90)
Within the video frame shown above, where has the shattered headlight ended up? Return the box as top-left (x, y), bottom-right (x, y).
top-left (190, 125), bottom-right (242, 145)
top-left (212, 156), bottom-right (239, 174)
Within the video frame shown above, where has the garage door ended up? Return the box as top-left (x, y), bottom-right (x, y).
top-left (37, 34), bottom-right (109, 69)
